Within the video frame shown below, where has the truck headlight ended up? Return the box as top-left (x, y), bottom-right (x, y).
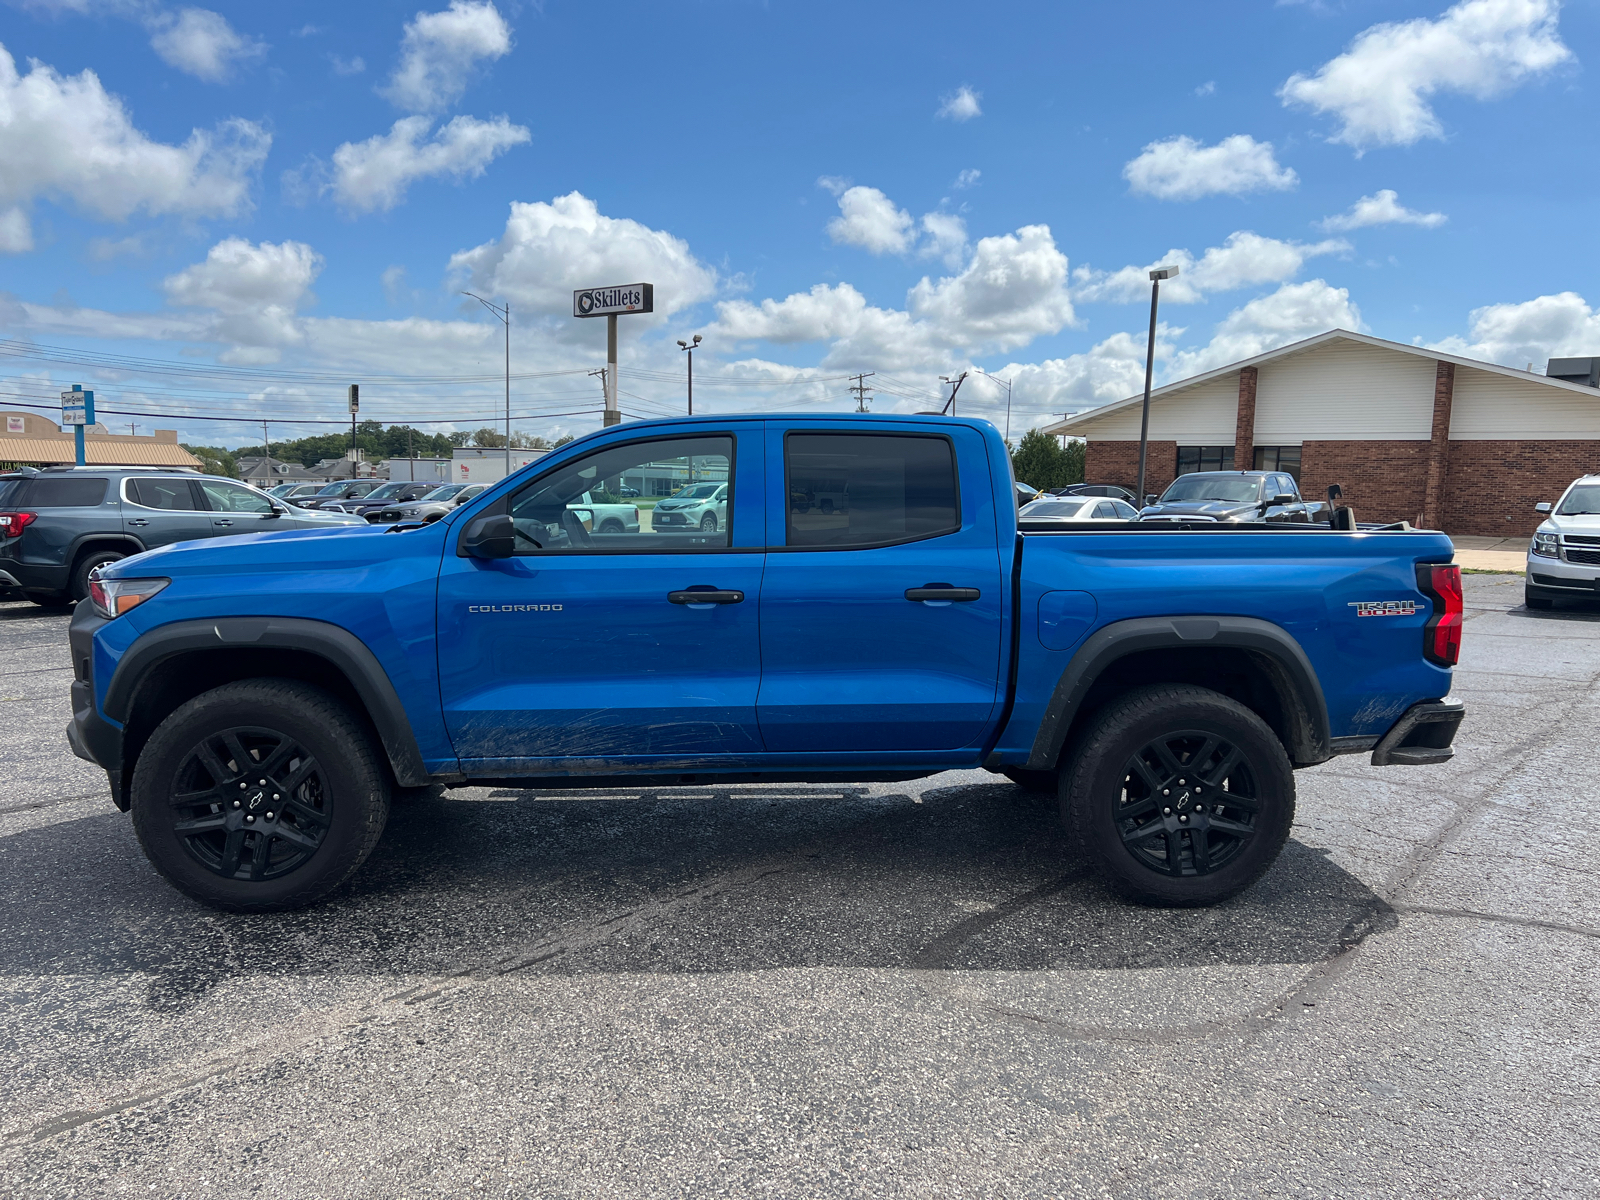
top-left (89, 573), bottom-right (169, 619)
top-left (1531, 532), bottom-right (1559, 558)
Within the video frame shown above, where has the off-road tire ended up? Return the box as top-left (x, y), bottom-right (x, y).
top-left (1001, 766), bottom-right (1059, 794)
top-left (70, 550), bottom-right (126, 603)
top-left (130, 679), bottom-right (390, 912)
top-left (1061, 684), bottom-right (1294, 907)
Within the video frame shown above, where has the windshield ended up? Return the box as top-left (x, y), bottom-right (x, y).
top-left (1557, 484), bottom-right (1600, 515)
top-left (313, 481), bottom-right (348, 496)
top-left (672, 483), bottom-right (723, 500)
top-left (363, 482), bottom-right (405, 501)
top-left (1021, 499), bottom-right (1088, 518)
top-left (1159, 475), bottom-right (1261, 504)
top-left (419, 484), bottom-right (464, 501)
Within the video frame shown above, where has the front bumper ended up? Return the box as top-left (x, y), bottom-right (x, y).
top-left (1371, 697), bottom-right (1466, 766)
top-left (66, 601), bottom-right (127, 806)
top-left (1526, 550), bottom-right (1600, 596)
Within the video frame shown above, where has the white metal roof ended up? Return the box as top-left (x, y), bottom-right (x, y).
top-left (1043, 329), bottom-right (1600, 437)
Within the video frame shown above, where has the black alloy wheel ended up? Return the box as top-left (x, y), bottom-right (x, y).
top-left (1114, 730), bottom-right (1257, 878)
top-left (130, 679), bottom-right (390, 911)
top-left (167, 727), bottom-right (332, 882)
top-left (1062, 684), bottom-right (1294, 906)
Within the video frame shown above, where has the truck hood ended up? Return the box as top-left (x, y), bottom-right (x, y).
top-left (100, 522), bottom-right (398, 581)
top-left (1542, 514), bottom-right (1600, 535)
top-left (1140, 500), bottom-right (1256, 520)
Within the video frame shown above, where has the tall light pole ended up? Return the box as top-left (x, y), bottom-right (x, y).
top-left (979, 370), bottom-right (1013, 444)
top-left (676, 334), bottom-right (702, 415)
top-left (463, 291), bottom-right (511, 477)
top-left (1136, 265), bottom-right (1179, 506)
top-left (939, 371), bottom-right (968, 416)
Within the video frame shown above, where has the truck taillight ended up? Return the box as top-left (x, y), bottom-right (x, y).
top-left (0, 511), bottom-right (37, 538)
top-left (1416, 563), bottom-right (1462, 667)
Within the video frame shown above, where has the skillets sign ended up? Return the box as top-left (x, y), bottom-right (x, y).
top-left (573, 283), bottom-right (653, 318)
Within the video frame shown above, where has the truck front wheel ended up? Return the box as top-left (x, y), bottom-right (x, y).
top-left (1062, 684), bottom-right (1294, 907)
top-left (129, 680), bottom-right (390, 912)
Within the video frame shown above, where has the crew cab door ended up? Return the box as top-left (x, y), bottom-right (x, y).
top-left (756, 424), bottom-right (1005, 752)
top-left (436, 427), bottom-right (766, 763)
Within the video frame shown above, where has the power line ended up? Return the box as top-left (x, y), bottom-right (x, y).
top-left (848, 372), bottom-right (874, 412)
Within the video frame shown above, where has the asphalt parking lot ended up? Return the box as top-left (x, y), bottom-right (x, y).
top-left (2, 574), bottom-right (1597, 1199)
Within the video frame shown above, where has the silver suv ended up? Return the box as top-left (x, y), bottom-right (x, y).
top-left (1526, 474), bottom-right (1600, 608)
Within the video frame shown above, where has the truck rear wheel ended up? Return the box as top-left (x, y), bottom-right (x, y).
top-left (129, 679), bottom-right (390, 912)
top-left (1062, 684), bottom-right (1294, 907)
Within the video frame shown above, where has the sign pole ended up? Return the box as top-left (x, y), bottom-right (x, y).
top-left (605, 313), bottom-right (620, 427)
top-left (61, 384), bottom-right (94, 465)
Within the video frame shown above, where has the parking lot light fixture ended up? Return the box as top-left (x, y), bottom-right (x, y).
top-left (678, 334), bottom-right (702, 415)
top-left (1136, 265), bottom-right (1179, 505)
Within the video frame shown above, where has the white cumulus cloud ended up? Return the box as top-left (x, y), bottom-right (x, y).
top-left (937, 85), bottom-right (982, 121)
top-left (382, 0), bottom-right (512, 113)
top-left (1431, 291), bottom-right (1600, 368)
top-left (1074, 231), bottom-right (1348, 305)
top-left (1318, 189), bottom-right (1447, 231)
top-left (919, 211), bottom-right (968, 269)
top-left (164, 237), bottom-right (324, 360)
top-left (1280, 0), bottom-right (1573, 150)
top-left (147, 8), bottom-right (267, 82)
top-left (330, 114), bottom-right (530, 213)
top-left (827, 186), bottom-right (915, 255)
top-left (448, 191), bottom-right (718, 318)
top-left (1169, 280), bottom-right (1361, 376)
top-left (0, 43), bottom-right (269, 247)
top-left (1123, 134), bottom-right (1297, 201)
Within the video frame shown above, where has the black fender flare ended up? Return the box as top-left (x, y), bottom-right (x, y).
top-left (1024, 615), bottom-right (1331, 770)
top-left (104, 616), bottom-right (431, 786)
top-left (67, 532), bottom-right (147, 564)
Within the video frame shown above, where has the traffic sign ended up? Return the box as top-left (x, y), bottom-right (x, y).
top-left (573, 284), bottom-right (653, 318)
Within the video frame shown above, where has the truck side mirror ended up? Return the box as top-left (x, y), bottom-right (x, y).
top-left (1326, 484), bottom-right (1343, 503)
top-left (462, 514), bottom-right (515, 559)
top-left (1145, 494), bottom-right (1158, 506)
top-left (1535, 502), bottom-right (1552, 513)
top-left (1272, 493), bottom-right (1297, 506)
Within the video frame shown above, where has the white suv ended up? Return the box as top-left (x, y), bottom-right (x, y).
top-left (1526, 474), bottom-right (1600, 608)
top-left (650, 482), bottom-right (728, 533)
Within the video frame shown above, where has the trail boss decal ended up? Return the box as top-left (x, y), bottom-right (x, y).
top-left (1349, 600), bottom-right (1417, 617)
top-left (468, 604), bottom-right (563, 613)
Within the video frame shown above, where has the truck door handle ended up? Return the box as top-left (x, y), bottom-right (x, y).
top-left (127, 518), bottom-right (149, 527)
top-left (213, 519), bottom-right (233, 526)
top-left (905, 584), bottom-right (981, 603)
top-left (668, 589), bottom-right (744, 606)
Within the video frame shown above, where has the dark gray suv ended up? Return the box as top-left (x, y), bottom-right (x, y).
top-left (0, 467), bottom-right (365, 606)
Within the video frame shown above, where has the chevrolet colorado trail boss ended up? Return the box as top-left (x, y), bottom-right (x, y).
top-left (65, 415), bottom-right (1465, 912)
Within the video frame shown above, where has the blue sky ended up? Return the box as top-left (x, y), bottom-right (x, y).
top-left (0, 0), bottom-right (1596, 447)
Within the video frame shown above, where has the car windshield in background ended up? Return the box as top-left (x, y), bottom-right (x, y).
top-left (1021, 499), bottom-right (1089, 518)
top-left (1557, 484), bottom-right (1600, 515)
top-left (419, 485), bottom-right (464, 502)
top-left (673, 483), bottom-right (722, 500)
top-left (1160, 476), bottom-right (1261, 503)
top-left (362, 483), bottom-right (405, 501)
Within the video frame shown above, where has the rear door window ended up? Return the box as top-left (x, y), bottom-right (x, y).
top-left (784, 433), bottom-right (959, 549)
top-left (127, 478), bottom-right (201, 510)
top-left (27, 477), bottom-right (108, 507)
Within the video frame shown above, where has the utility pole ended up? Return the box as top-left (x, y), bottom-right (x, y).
top-left (463, 292), bottom-right (512, 476)
top-left (677, 334), bottom-right (702, 415)
top-left (347, 384), bottom-right (359, 478)
top-left (849, 372), bottom-right (875, 412)
top-left (939, 371), bottom-right (968, 416)
top-left (979, 370), bottom-right (1013, 443)
top-left (262, 420), bottom-right (269, 465)
top-left (1136, 266), bottom-right (1179, 505)
top-left (130, 423), bottom-right (137, 437)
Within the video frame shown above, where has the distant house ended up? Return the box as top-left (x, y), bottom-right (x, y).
top-left (1043, 329), bottom-right (1600, 537)
top-left (0, 410), bottom-right (201, 469)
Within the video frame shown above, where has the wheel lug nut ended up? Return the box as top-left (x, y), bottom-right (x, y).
top-left (1163, 807), bottom-right (1172, 816)
top-left (245, 815), bottom-right (254, 823)
top-left (1162, 789), bottom-right (1170, 796)
top-left (1195, 785), bottom-right (1202, 792)
top-left (1179, 814), bottom-right (1189, 823)
top-left (232, 800), bottom-right (241, 809)
top-left (1178, 779), bottom-right (1186, 785)
top-left (265, 812), bottom-right (274, 820)
top-left (258, 779), bottom-right (266, 786)
top-left (1195, 804), bottom-right (1205, 813)
top-left (239, 783), bottom-right (247, 790)
top-left (272, 794), bottom-right (280, 801)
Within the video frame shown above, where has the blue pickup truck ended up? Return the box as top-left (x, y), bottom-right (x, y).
top-left (64, 415), bottom-right (1465, 912)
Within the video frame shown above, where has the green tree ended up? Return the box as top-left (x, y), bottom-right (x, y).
top-left (183, 444), bottom-right (238, 478)
top-left (1009, 429), bottom-right (1084, 491)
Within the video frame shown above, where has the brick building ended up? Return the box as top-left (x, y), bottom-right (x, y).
top-left (1042, 330), bottom-right (1600, 537)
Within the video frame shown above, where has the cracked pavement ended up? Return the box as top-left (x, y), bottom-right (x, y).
top-left (1, 574), bottom-right (1597, 1198)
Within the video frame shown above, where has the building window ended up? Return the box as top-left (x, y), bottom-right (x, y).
top-left (1175, 446), bottom-right (1235, 476)
top-left (1253, 445), bottom-right (1302, 481)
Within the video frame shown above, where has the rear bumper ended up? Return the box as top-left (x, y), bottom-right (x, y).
top-left (1371, 697), bottom-right (1465, 766)
top-left (0, 557), bottom-right (68, 592)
